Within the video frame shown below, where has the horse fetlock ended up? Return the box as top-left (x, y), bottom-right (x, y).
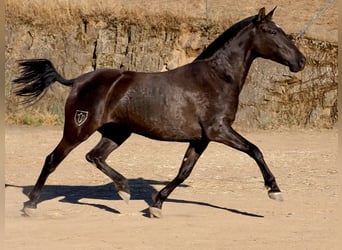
top-left (264, 177), bottom-right (280, 191)
top-left (28, 192), bottom-right (40, 204)
top-left (22, 200), bottom-right (39, 217)
top-left (23, 200), bottom-right (37, 209)
top-left (265, 180), bottom-right (283, 201)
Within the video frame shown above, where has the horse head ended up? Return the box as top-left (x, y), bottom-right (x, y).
top-left (252, 7), bottom-right (306, 72)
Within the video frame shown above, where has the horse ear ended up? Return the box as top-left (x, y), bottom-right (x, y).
top-left (265, 6), bottom-right (277, 21)
top-left (257, 7), bottom-right (266, 22)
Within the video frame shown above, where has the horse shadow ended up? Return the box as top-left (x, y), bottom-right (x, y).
top-left (5, 178), bottom-right (263, 218)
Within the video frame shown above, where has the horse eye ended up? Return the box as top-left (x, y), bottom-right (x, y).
top-left (270, 30), bottom-right (277, 35)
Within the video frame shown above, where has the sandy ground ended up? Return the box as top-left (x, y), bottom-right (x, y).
top-left (5, 126), bottom-right (339, 249)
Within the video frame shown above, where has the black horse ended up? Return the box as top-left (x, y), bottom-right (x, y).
top-left (13, 7), bottom-right (305, 218)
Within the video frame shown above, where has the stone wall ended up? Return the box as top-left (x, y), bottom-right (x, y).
top-left (5, 14), bottom-right (338, 129)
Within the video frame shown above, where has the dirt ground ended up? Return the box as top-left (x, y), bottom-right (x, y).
top-left (5, 126), bottom-right (338, 249)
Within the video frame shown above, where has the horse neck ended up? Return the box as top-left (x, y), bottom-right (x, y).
top-left (210, 26), bottom-right (256, 91)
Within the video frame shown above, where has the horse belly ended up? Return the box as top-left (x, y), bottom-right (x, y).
top-left (123, 93), bottom-right (202, 141)
top-left (133, 121), bottom-right (202, 141)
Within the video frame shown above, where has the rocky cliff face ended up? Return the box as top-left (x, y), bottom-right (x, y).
top-left (5, 14), bottom-right (338, 129)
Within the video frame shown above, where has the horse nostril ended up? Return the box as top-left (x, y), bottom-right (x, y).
top-left (299, 56), bottom-right (306, 68)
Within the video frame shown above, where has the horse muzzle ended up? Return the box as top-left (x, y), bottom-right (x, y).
top-left (289, 54), bottom-right (306, 72)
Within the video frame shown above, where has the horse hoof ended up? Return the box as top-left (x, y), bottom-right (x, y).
top-left (149, 207), bottom-right (162, 218)
top-left (22, 206), bottom-right (38, 217)
top-left (118, 191), bottom-right (130, 204)
top-left (268, 191), bottom-right (284, 202)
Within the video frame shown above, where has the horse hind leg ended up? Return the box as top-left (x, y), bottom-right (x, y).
top-left (86, 125), bottom-right (131, 203)
top-left (23, 136), bottom-right (82, 216)
top-left (150, 140), bottom-right (208, 218)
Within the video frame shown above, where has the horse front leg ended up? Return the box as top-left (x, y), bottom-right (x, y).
top-left (207, 124), bottom-right (283, 201)
top-left (150, 140), bottom-right (209, 218)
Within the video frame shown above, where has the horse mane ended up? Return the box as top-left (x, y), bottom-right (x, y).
top-left (195, 15), bottom-right (257, 61)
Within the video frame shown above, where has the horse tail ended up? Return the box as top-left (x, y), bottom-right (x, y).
top-left (12, 59), bottom-right (75, 105)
